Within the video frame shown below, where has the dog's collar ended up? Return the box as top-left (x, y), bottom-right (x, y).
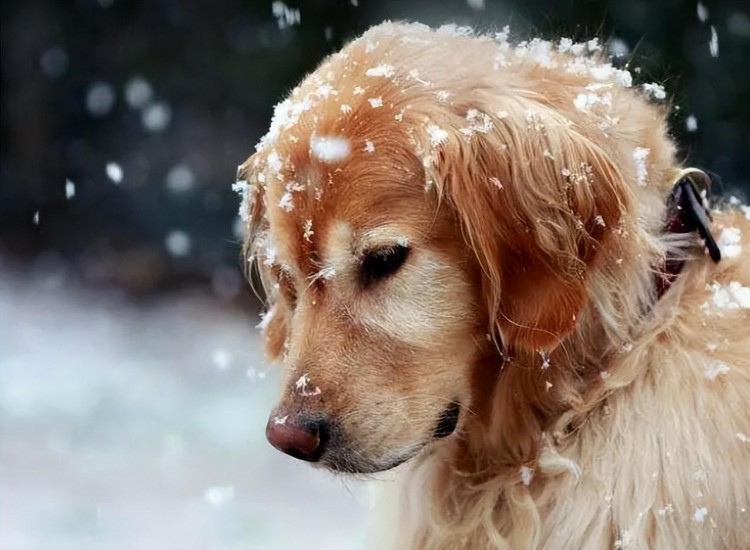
top-left (655, 172), bottom-right (722, 298)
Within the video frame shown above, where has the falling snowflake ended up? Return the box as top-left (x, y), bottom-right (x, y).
top-left (105, 162), bottom-right (123, 184)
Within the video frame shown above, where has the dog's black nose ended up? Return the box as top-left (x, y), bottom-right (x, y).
top-left (265, 411), bottom-right (328, 462)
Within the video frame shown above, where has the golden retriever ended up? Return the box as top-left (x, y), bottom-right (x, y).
top-left (236, 22), bottom-right (750, 550)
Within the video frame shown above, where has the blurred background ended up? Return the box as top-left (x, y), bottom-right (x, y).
top-left (0, 0), bottom-right (748, 548)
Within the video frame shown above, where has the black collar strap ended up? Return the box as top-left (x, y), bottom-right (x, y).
top-left (655, 172), bottom-right (722, 298)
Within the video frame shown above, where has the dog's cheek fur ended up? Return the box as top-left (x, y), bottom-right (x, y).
top-left (414, 99), bottom-right (629, 352)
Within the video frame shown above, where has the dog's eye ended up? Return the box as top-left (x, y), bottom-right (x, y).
top-left (360, 245), bottom-right (410, 286)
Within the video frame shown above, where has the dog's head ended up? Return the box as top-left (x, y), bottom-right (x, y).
top-left (239, 23), bottom-right (664, 473)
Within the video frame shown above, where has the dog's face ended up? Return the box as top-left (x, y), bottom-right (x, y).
top-left (241, 23), bottom-right (637, 473)
top-left (248, 121), bottom-right (486, 473)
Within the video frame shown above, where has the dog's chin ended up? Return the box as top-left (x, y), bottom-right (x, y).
top-left (317, 402), bottom-right (462, 475)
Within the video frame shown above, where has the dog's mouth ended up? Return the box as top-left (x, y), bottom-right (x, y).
top-left (319, 401), bottom-right (461, 474)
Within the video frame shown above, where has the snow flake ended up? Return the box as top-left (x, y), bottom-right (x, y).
top-left (204, 486), bottom-right (234, 507)
top-left (257, 305), bottom-right (277, 331)
top-left (273, 415), bottom-right (289, 425)
top-left (65, 179), bottom-right (76, 199)
top-left (705, 361), bottom-right (730, 380)
top-left (303, 219), bottom-right (314, 242)
top-left (686, 115), bottom-right (699, 132)
top-left (435, 90), bottom-right (452, 102)
top-left (693, 507), bottom-right (708, 524)
top-left (364, 140), bottom-right (375, 153)
top-left (165, 230), bottom-right (191, 257)
top-left (520, 466), bottom-right (534, 486)
top-left (340, 103), bottom-right (352, 114)
top-left (538, 350), bottom-right (551, 370)
top-left (271, 1), bottom-right (300, 29)
top-left (211, 349), bottom-right (232, 370)
top-left (467, 0), bottom-right (485, 10)
top-left (167, 164), bottom-right (196, 193)
top-left (697, 2), bottom-right (709, 22)
top-left (709, 26), bottom-right (719, 57)
top-left (353, 86), bottom-right (365, 95)
top-left (594, 215), bottom-right (606, 227)
top-left (632, 147), bottom-right (650, 186)
top-left (295, 373), bottom-right (322, 396)
top-left (656, 503), bottom-right (674, 516)
top-left (310, 135), bottom-right (351, 163)
top-left (86, 81), bottom-right (115, 117)
top-left (545, 381), bottom-right (553, 391)
top-left (124, 76), bottom-right (152, 109)
top-left (231, 179), bottom-right (256, 222)
top-left (543, 149), bottom-right (555, 160)
top-left (279, 192), bottom-right (294, 212)
top-left (717, 227), bottom-right (741, 258)
top-left (642, 82), bottom-right (667, 100)
top-left (366, 64), bottom-right (395, 78)
top-left (737, 433), bottom-right (750, 443)
top-left (32, 211), bottom-right (40, 225)
top-left (489, 176), bottom-right (503, 189)
top-left (141, 101), bottom-right (171, 132)
top-left (105, 162), bottom-right (123, 184)
top-left (368, 97), bottom-right (383, 108)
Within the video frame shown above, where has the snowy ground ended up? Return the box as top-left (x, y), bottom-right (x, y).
top-left (0, 271), bottom-right (370, 550)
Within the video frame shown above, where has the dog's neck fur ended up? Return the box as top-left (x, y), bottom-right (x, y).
top-left (458, 174), bottom-right (697, 478)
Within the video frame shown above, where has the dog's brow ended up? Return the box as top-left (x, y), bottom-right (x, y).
top-left (357, 227), bottom-right (411, 254)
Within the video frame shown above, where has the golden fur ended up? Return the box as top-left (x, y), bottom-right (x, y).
top-left (239, 22), bottom-right (750, 549)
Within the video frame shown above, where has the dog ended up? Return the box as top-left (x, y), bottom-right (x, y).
top-left (236, 22), bottom-right (750, 549)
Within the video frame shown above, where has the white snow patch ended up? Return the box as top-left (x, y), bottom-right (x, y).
top-left (693, 507), bottom-right (708, 524)
top-left (365, 64), bottom-right (395, 78)
top-left (427, 124), bottom-right (449, 146)
top-left (65, 179), bottom-right (76, 199)
top-left (364, 140), bottom-right (375, 154)
top-left (642, 82), bottom-right (667, 100)
top-left (704, 281), bottom-right (750, 311)
top-left (705, 361), bottom-right (730, 380)
top-left (717, 227), bottom-right (742, 258)
top-left (368, 97), bottom-right (383, 108)
top-left (340, 103), bottom-right (352, 114)
top-left (310, 135), bottom-right (351, 163)
top-left (737, 433), bottom-right (750, 443)
top-left (105, 162), bottom-right (123, 184)
top-left (203, 485), bottom-right (234, 507)
top-left (273, 415), bottom-right (289, 425)
top-left (632, 147), bottom-right (650, 186)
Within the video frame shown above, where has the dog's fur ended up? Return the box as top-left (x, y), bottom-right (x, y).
top-left (238, 22), bottom-right (750, 549)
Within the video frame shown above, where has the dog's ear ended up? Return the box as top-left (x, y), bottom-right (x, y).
top-left (416, 100), bottom-right (628, 352)
top-left (237, 156), bottom-right (290, 361)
